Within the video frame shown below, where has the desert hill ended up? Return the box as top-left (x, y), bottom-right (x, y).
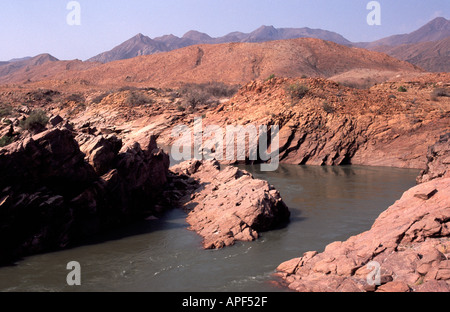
top-left (360, 17), bottom-right (450, 48)
top-left (0, 54), bottom-right (58, 78)
top-left (357, 17), bottom-right (450, 72)
top-left (87, 25), bottom-right (352, 63)
top-left (0, 38), bottom-right (422, 88)
top-left (372, 36), bottom-right (450, 73)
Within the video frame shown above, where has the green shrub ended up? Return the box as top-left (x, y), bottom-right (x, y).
top-left (19, 110), bottom-right (49, 133)
top-left (398, 86), bottom-right (407, 92)
top-left (0, 134), bottom-right (14, 147)
top-left (286, 83), bottom-right (309, 101)
top-left (266, 74), bottom-right (276, 81)
top-left (0, 105), bottom-right (12, 118)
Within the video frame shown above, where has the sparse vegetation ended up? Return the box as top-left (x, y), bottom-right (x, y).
top-left (266, 74), bottom-right (276, 81)
top-left (398, 86), bottom-right (408, 92)
top-left (285, 82), bottom-right (309, 101)
top-left (19, 110), bottom-right (49, 133)
top-left (322, 101), bottom-right (335, 114)
top-left (125, 91), bottom-right (154, 107)
top-left (178, 82), bottom-right (239, 109)
top-left (430, 88), bottom-right (450, 101)
top-left (66, 93), bottom-right (85, 103)
top-left (91, 92), bottom-right (111, 104)
top-left (184, 89), bottom-right (210, 109)
top-left (25, 89), bottom-right (60, 103)
top-left (0, 105), bottom-right (12, 118)
top-left (0, 133), bottom-right (14, 147)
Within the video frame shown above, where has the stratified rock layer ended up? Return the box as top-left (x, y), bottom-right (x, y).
top-left (417, 133), bottom-right (450, 184)
top-left (276, 177), bottom-right (450, 292)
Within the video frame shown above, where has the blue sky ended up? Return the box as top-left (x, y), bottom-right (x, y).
top-left (0, 0), bottom-right (448, 61)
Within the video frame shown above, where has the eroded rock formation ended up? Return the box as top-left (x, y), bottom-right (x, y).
top-left (276, 134), bottom-right (450, 292)
top-left (171, 160), bottom-right (290, 249)
top-left (417, 133), bottom-right (450, 184)
top-left (0, 127), bottom-right (170, 264)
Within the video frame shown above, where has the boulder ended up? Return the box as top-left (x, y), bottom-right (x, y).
top-left (171, 160), bottom-right (290, 249)
top-left (49, 115), bottom-right (64, 127)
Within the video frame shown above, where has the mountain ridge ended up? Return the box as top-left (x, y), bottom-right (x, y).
top-left (87, 25), bottom-right (352, 63)
top-left (84, 17), bottom-right (450, 72)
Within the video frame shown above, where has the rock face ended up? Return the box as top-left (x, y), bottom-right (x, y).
top-left (276, 177), bottom-right (450, 292)
top-left (201, 77), bottom-right (449, 169)
top-left (171, 160), bottom-right (290, 249)
top-left (0, 128), bottom-right (170, 264)
top-left (417, 133), bottom-right (450, 184)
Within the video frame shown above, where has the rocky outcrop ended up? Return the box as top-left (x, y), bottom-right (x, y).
top-left (276, 177), bottom-right (450, 292)
top-left (0, 128), bottom-right (170, 264)
top-left (417, 133), bottom-right (450, 184)
top-left (171, 160), bottom-right (290, 249)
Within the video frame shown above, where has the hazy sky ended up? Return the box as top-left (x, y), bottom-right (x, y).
top-left (0, 0), bottom-right (448, 61)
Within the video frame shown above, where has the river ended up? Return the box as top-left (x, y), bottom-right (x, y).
top-left (0, 164), bottom-right (418, 292)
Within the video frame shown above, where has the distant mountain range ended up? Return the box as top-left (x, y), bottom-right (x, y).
top-left (0, 17), bottom-right (448, 80)
top-left (84, 17), bottom-right (450, 72)
top-left (0, 54), bottom-right (58, 78)
top-left (0, 37), bottom-right (421, 87)
top-left (358, 17), bottom-right (450, 48)
top-left (87, 25), bottom-right (352, 63)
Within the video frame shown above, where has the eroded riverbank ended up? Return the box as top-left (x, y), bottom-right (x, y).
top-left (0, 164), bottom-right (418, 292)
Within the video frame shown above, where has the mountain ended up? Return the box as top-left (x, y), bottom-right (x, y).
top-left (373, 36), bottom-right (450, 72)
top-left (182, 30), bottom-right (214, 43)
top-left (244, 25), bottom-right (351, 45)
top-left (88, 19), bottom-right (449, 65)
top-left (7, 38), bottom-right (421, 87)
top-left (0, 53), bottom-right (58, 78)
top-left (359, 17), bottom-right (450, 48)
top-left (87, 25), bottom-right (352, 63)
top-left (354, 17), bottom-right (450, 72)
top-left (87, 33), bottom-right (169, 63)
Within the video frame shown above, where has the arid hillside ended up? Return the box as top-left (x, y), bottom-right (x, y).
top-left (372, 37), bottom-right (450, 73)
top-left (0, 38), bottom-right (422, 88)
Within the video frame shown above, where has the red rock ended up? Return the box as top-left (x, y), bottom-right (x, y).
top-left (172, 160), bottom-right (290, 249)
top-left (277, 258), bottom-right (302, 275)
top-left (415, 280), bottom-right (450, 292)
top-left (0, 128), bottom-right (171, 264)
top-left (276, 177), bottom-right (450, 292)
top-left (417, 133), bottom-right (450, 183)
top-left (376, 281), bottom-right (411, 292)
